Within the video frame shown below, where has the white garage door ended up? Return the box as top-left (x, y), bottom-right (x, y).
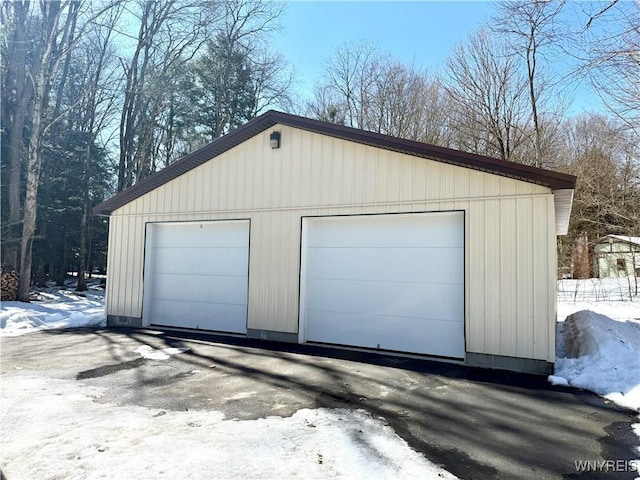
top-left (143, 220), bottom-right (249, 333)
top-left (301, 212), bottom-right (464, 358)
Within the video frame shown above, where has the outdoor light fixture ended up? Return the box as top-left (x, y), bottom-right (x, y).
top-left (270, 131), bottom-right (281, 149)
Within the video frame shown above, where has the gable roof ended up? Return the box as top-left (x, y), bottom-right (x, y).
top-left (598, 235), bottom-right (640, 247)
top-left (94, 110), bottom-right (577, 217)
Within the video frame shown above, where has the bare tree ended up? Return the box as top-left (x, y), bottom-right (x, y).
top-left (321, 40), bottom-right (378, 129)
top-left (306, 83), bottom-right (347, 125)
top-left (555, 112), bottom-right (640, 277)
top-left (117, 0), bottom-right (288, 189)
top-left (562, 113), bottom-right (640, 236)
top-left (117, 0), bottom-right (219, 191)
top-left (13, 0), bottom-right (117, 300)
top-left (366, 62), bottom-right (452, 146)
top-left (246, 49), bottom-right (294, 117)
top-left (445, 29), bottom-right (530, 162)
top-left (17, 1), bottom-right (82, 301)
top-left (493, 0), bottom-right (566, 168)
top-left (76, 4), bottom-right (123, 291)
top-left (308, 41), bottom-right (451, 146)
top-left (222, 0), bottom-right (293, 120)
top-left (177, 0), bottom-right (292, 145)
top-left (581, 1), bottom-right (640, 135)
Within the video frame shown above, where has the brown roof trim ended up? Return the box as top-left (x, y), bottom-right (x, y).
top-left (94, 110), bottom-right (577, 215)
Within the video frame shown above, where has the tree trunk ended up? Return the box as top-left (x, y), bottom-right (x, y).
top-left (56, 232), bottom-right (67, 286)
top-left (76, 151), bottom-right (90, 291)
top-left (4, 1), bottom-right (32, 268)
top-left (18, 2), bottom-right (62, 301)
top-left (526, 48), bottom-right (542, 168)
top-left (5, 92), bottom-right (28, 268)
top-left (17, 124), bottom-right (46, 300)
top-left (76, 218), bottom-right (88, 291)
top-left (572, 232), bottom-right (592, 280)
top-left (35, 258), bottom-right (47, 287)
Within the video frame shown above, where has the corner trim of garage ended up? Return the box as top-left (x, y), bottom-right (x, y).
top-left (107, 315), bottom-right (143, 328)
top-left (466, 353), bottom-right (553, 375)
top-left (247, 329), bottom-right (298, 343)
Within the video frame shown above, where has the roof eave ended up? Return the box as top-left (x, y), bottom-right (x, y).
top-left (552, 189), bottom-right (574, 236)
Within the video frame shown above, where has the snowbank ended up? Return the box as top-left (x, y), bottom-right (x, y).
top-left (553, 310), bottom-right (640, 412)
top-left (0, 286), bottom-right (106, 337)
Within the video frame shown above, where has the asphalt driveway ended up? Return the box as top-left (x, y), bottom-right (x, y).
top-left (1, 327), bottom-right (637, 479)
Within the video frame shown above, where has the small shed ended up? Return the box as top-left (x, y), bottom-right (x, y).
top-left (594, 235), bottom-right (640, 278)
top-left (94, 111), bottom-right (576, 374)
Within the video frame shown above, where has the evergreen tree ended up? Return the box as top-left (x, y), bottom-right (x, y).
top-left (182, 36), bottom-right (257, 142)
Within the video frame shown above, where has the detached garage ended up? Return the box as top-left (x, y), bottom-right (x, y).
top-left (95, 111), bottom-right (576, 374)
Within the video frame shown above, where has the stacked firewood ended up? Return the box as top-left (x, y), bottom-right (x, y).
top-left (1, 264), bottom-right (19, 301)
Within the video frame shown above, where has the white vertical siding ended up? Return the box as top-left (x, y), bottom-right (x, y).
top-left (533, 196), bottom-right (551, 359)
top-left (500, 198), bottom-right (518, 357)
top-left (467, 201), bottom-right (486, 353)
top-left (516, 197), bottom-right (534, 359)
top-left (106, 214), bottom-right (144, 318)
top-left (246, 210), bottom-right (301, 332)
top-left (106, 124), bottom-right (557, 361)
top-left (105, 215), bottom-right (118, 312)
top-left (547, 195), bottom-right (558, 362)
top-left (483, 199), bottom-right (502, 355)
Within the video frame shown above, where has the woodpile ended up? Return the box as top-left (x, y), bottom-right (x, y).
top-left (1, 264), bottom-right (19, 301)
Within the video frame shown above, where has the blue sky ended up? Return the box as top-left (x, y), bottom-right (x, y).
top-left (274, 1), bottom-right (495, 96)
top-left (272, 1), bottom-right (607, 114)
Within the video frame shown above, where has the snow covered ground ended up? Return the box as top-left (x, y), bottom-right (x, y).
top-left (0, 282), bottom-right (105, 337)
top-left (1, 373), bottom-right (455, 480)
top-left (1, 281), bottom-right (456, 479)
top-left (558, 276), bottom-right (639, 303)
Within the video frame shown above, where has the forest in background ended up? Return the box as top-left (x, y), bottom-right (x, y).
top-left (1, 0), bottom-right (638, 300)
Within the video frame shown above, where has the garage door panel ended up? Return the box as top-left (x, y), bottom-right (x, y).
top-left (150, 300), bottom-right (247, 333)
top-left (306, 310), bottom-right (465, 358)
top-left (143, 220), bottom-right (249, 333)
top-left (150, 274), bottom-right (248, 305)
top-left (153, 223), bottom-right (249, 248)
top-left (307, 214), bottom-right (463, 248)
top-left (302, 212), bottom-right (464, 358)
top-left (306, 278), bottom-right (463, 321)
top-left (306, 247), bottom-right (463, 284)
top-left (151, 247), bottom-right (249, 276)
